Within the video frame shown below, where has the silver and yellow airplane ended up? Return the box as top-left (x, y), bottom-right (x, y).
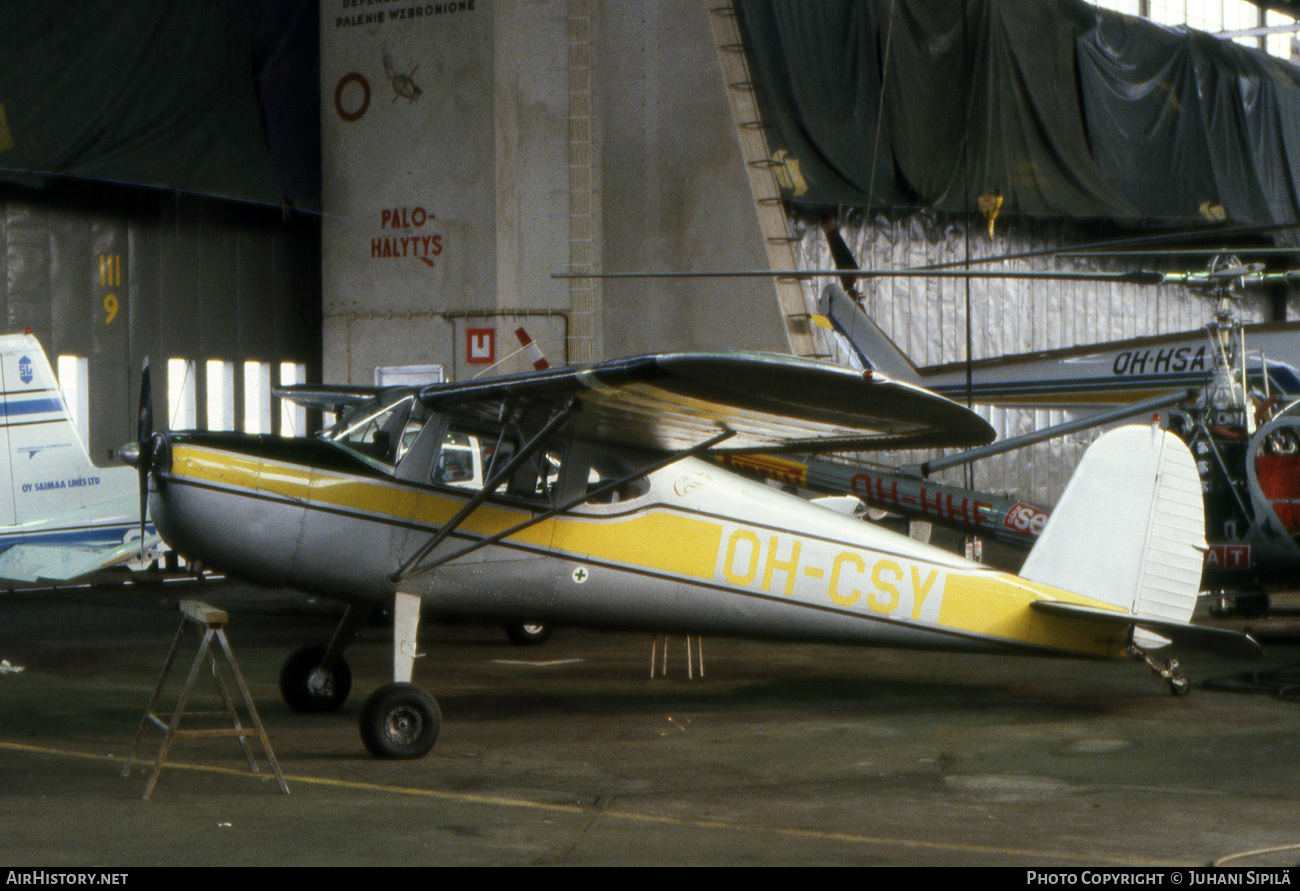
top-left (123, 352), bottom-right (1259, 758)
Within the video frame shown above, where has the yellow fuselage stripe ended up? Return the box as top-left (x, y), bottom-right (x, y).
top-left (172, 446), bottom-right (722, 579)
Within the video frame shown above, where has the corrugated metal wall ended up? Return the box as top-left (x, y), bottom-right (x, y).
top-left (795, 210), bottom-right (1284, 503)
top-left (0, 183), bottom-right (320, 462)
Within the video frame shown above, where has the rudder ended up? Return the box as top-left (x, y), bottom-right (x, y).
top-left (1019, 424), bottom-right (1205, 645)
top-left (815, 284), bottom-right (922, 384)
top-left (0, 334), bottom-right (132, 525)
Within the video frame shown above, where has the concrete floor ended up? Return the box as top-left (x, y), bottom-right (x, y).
top-left (1, 578), bottom-right (1298, 867)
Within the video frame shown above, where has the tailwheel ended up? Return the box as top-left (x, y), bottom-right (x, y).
top-left (280, 645), bottom-right (352, 713)
top-left (360, 683), bottom-right (441, 758)
top-left (1129, 645), bottom-right (1190, 696)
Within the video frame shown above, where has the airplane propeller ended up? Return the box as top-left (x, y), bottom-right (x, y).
top-left (135, 358), bottom-right (152, 559)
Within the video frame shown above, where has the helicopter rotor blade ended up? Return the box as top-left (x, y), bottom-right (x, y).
top-left (553, 267), bottom-right (1171, 284)
top-left (907, 220), bottom-right (1300, 272)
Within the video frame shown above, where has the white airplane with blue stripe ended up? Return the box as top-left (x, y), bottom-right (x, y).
top-left (0, 333), bottom-right (159, 584)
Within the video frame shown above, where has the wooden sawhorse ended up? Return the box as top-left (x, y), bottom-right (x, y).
top-left (122, 600), bottom-right (288, 799)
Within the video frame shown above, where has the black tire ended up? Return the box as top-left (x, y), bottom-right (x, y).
top-left (504, 621), bottom-right (552, 645)
top-left (279, 645), bottom-right (352, 713)
top-left (1235, 592), bottom-right (1271, 617)
top-left (360, 683), bottom-right (441, 758)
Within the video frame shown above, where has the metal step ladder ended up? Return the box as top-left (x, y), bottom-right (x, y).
top-left (122, 600), bottom-right (288, 799)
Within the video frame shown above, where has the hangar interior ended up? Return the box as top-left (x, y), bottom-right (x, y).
top-left (3, 0), bottom-right (1300, 868)
top-left (3, 0), bottom-right (1299, 504)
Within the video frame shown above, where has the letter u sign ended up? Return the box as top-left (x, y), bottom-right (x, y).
top-left (467, 328), bottom-right (495, 365)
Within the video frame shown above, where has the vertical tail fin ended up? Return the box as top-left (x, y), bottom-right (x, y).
top-left (815, 284), bottom-right (921, 384)
top-left (0, 334), bottom-right (134, 526)
top-left (1019, 424), bottom-right (1205, 643)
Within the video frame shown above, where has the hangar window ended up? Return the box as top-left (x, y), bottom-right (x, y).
top-left (279, 363), bottom-right (307, 436)
top-left (1101, 0), bottom-right (1299, 61)
top-left (1265, 8), bottom-right (1299, 59)
top-left (206, 360), bottom-right (235, 431)
top-left (244, 361), bottom-right (272, 434)
top-left (168, 359), bottom-right (196, 430)
top-left (56, 355), bottom-right (89, 449)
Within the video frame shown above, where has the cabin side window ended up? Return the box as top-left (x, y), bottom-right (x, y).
top-left (433, 423), bottom-right (563, 504)
top-left (584, 453), bottom-right (651, 504)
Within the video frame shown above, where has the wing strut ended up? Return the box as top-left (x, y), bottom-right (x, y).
top-left (390, 428), bottom-right (735, 583)
top-left (904, 388), bottom-right (1198, 477)
top-left (391, 398), bottom-right (579, 583)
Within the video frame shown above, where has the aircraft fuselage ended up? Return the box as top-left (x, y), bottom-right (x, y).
top-left (147, 418), bottom-right (1130, 661)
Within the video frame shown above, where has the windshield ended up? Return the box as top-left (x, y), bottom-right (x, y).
top-left (322, 394), bottom-right (419, 465)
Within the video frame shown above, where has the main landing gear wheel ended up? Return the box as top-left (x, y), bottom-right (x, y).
top-left (279, 645), bottom-right (352, 713)
top-left (360, 683), bottom-right (441, 758)
top-left (504, 621), bottom-right (552, 645)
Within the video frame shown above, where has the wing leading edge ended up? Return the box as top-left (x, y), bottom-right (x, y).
top-left (418, 352), bottom-right (995, 454)
top-left (273, 385), bottom-right (382, 413)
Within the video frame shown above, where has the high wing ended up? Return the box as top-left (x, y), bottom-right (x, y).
top-left (273, 384), bottom-right (383, 413)
top-left (417, 351), bottom-right (995, 453)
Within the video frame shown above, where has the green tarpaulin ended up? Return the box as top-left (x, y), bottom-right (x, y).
top-left (734, 0), bottom-right (1300, 235)
top-left (0, 2), bottom-right (285, 206)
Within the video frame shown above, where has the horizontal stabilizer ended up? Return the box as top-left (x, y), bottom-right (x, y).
top-left (0, 536), bottom-right (160, 584)
top-left (1030, 599), bottom-right (1262, 660)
